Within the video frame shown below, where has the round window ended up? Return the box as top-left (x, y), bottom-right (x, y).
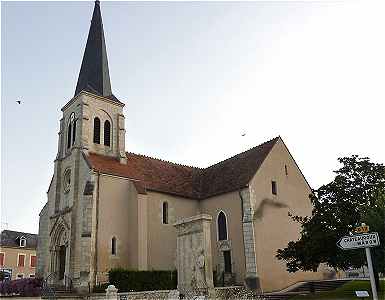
top-left (63, 169), bottom-right (71, 193)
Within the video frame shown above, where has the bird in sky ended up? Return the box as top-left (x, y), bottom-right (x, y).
top-left (16, 100), bottom-right (21, 104)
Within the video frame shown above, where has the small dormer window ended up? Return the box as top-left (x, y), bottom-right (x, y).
top-left (20, 236), bottom-right (26, 248)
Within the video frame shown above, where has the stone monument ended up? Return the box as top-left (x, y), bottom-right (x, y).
top-left (174, 214), bottom-right (214, 297)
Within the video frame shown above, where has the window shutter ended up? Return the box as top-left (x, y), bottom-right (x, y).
top-left (18, 254), bottom-right (25, 267)
top-left (30, 255), bottom-right (37, 268)
top-left (104, 120), bottom-right (111, 146)
top-left (93, 117), bottom-right (101, 144)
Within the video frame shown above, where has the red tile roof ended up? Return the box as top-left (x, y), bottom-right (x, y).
top-left (87, 137), bottom-right (279, 199)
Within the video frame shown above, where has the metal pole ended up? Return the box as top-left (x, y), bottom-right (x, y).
top-left (365, 247), bottom-right (378, 300)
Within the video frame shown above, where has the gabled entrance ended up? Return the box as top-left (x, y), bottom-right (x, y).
top-left (49, 217), bottom-right (71, 290)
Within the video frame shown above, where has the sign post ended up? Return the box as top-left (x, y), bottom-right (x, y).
top-left (364, 247), bottom-right (378, 300)
top-left (337, 227), bottom-right (380, 300)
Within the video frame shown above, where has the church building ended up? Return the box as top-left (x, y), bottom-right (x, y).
top-left (37, 1), bottom-right (326, 293)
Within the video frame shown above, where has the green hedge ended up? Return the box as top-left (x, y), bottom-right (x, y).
top-left (108, 268), bottom-right (177, 292)
top-left (93, 282), bottom-right (109, 293)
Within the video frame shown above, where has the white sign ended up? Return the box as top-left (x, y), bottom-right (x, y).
top-left (355, 291), bottom-right (369, 297)
top-left (337, 232), bottom-right (380, 250)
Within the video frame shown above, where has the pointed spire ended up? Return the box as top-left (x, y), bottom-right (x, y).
top-left (75, 0), bottom-right (118, 101)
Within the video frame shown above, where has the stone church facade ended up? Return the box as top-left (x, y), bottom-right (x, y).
top-left (37, 1), bottom-right (326, 293)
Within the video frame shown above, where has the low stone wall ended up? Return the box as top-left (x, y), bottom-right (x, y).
top-left (106, 286), bottom-right (256, 300)
top-left (1, 298), bottom-right (42, 300)
top-left (214, 286), bottom-right (261, 300)
top-left (117, 290), bottom-right (171, 300)
top-left (39, 286), bottom-right (260, 300)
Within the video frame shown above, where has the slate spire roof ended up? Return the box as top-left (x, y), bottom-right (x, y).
top-left (75, 0), bottom-right (120, 102)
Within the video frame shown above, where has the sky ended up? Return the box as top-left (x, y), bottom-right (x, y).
top-left (1, 1), bottom-right (385, 234)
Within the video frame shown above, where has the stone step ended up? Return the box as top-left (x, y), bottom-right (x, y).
top-left (42, 293), bottom-right (83, 299)
top-left (290, 279), bottom-right (351, 293)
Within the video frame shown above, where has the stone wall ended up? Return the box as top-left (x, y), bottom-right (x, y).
top-left (33, 287), bottom-right (258, 300)
top-left (77, 92), bottom-right (126, 161)
top-left (199, 191), bottom-right (246, 285)
top-left (36, 203), bottom-right (49, 277)
top-left (117, 290), bottom-right (171, 300)
top-left (248, 138), bottom-right (325, 291)
top-left (146, 191), bottom-right (199, 271)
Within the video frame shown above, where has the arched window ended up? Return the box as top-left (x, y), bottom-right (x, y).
top-left (67, 122), bottom-right (72, 149)
top-left (93, 117), bottom-right (101, 144)
top-left (67, 113), bottom-right (76, 149)
top-left (72, 119), bottom-right (76, 145)
top-left (162, 202), bottom-right (168, 224)
top-left (217, 211), bottom-right (228, 241)
top-left (104, 120), bottom-right (111, 146)
top-left (111, 237), bottom-right (116, 255)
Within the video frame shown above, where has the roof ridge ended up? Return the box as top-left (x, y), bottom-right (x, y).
top-left (88, 136), bottom-right (281, 200)
top-left (1, 229), bottom-right (37, 236)
top-left (126, 152), bottom-right (204, 170)
top-left (203, 136), bottom-right (280, 170)
top-left (125, 136), bottom-right (279, 172)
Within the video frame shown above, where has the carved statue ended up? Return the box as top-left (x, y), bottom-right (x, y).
top-left (191, 248), bottom-right (206, 290)
top-left (197, 249), bottom-right (205, 269)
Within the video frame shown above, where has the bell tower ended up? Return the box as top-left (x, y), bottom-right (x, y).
top-left (57, 0), bottom-right (126, 163)
top-left (38, 0), bottom-right (128, 291)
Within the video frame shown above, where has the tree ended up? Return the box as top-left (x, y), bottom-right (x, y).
top-left (277, 155), bottom-right (385, 286)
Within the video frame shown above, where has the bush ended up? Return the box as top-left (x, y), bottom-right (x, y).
top-left (108, 268), bottom-right (177, 292)
top-left (0, 278), bottom-right (42, 296)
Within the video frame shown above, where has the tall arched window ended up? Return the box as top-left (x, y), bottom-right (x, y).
top-left (67, 113), bottom-right (75, 149)
top-left (111, 237), bottom-right (116, 255)
top-left (93, 117), bottom-right (101, 144)
top-left (104, 120), bottom-right (111, 146)
top-left (162, 202), bottom-right (168, 224)
top-left (72, 119), bottom-right (76, 145)
top-left (67, 122), bottom-right (72, 149)
top-left (217, 211), bottom-right (228, 241)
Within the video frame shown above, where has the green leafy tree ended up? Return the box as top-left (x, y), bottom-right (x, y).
top-left (277, 155), bottom-right (385, 286)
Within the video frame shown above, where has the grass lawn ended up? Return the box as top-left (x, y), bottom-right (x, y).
top-left (291, 280), bottom-right (385, 300)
